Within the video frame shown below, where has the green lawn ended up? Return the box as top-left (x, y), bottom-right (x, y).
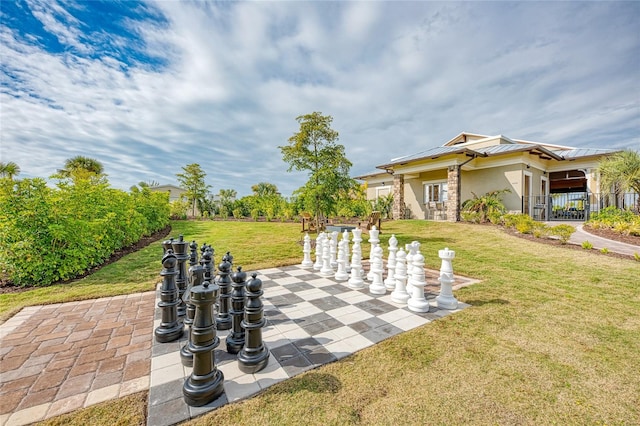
top-left (16, 219), bottom-right (640, 425)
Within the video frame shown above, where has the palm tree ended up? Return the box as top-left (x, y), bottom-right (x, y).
top-left (598, 150), bottom-right (640, 195)
top-left (0, 161), bottom-right (20, 180)
top-left (462, 189), bottom-right (511, 223)
top-left (58, 156), bottom-right (104, 179)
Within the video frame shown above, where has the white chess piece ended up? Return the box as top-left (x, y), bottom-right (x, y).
top-left (407, 252), bottom-right (429, 312)
top-left (334, 238), bottom-right (349, 281)
top-left (342, 230), bottom-right (351, 272)
top-left (329, 231), bottom-right (339, 269)
top-left (313, 232), bottom-right (325, 271)
top-left (366, 226), bottom-right (380, 281)
top-left (301, 233), bottom-right (314, 268)
top-left (369, 246), bottom-right (386, 295)
top-left (391, 249), bottom-right (410, 304)
top-left (320, 237), bottom-right (334, 277)
top-left (384, 234), bottom-right (398, 290)
top-left (348, 241), bottom-right (365, 289)
top-left (405, 241), bottom-right (420, 293)
top-left (436, 247), bottom-right (458, 309)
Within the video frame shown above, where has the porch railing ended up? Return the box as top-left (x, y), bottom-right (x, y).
top-left (522, 192), bottom-right (639, 221)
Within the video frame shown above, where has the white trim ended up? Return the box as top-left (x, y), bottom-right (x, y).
top-left (375, 185), bottom-right (391, 200)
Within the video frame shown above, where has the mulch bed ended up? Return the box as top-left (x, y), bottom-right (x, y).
top-left (0, 225), bottom-right (171, 294)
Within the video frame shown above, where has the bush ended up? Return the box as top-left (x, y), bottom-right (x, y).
top-left (532, 223), bottom-right (550, 238)
top-left (0, 177), bottom-right (169, 287)
top-left (514, 215), bottom-right (536, 234)
top-left (582, 241), bottom-right (593, 250)
top-left (550, 224), bottom-right (576, 244)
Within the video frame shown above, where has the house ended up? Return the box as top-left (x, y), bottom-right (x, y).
top-left (149, 184), bottom-right (186, 202)
top-left (356, 132), bottom-right (628, 222)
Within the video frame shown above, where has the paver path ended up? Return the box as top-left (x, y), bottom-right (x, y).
top-left (0, 292), bottom-right (155, 426)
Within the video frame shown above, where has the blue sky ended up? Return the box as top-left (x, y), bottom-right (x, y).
top-left (1, 1), bottom-right (638, 197)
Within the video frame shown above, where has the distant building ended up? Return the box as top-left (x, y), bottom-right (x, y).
top-left (149, 184), bottom-right (186, 202)
top-left (356, 132), bottom-right (628, 222)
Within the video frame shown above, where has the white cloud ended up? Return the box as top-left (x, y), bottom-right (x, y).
top-left (1, 1), bottom-right (638, 197)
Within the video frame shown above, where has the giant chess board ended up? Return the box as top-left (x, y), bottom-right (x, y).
top-left (147, 263), bottom-right (478, 426)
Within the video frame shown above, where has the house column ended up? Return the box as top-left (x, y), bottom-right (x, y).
top-left (392, 174), bottom-right (405, 220)
top-left (447, 166), bottom-right (459, 222)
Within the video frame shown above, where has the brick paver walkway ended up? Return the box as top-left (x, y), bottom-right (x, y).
top-left (0, 292), bottom-right (155, 426)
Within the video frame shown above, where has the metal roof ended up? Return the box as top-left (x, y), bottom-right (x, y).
top-left (553, 148), bottom-right (617, 159)
top-left (375, 141), bottom-right (616, 170)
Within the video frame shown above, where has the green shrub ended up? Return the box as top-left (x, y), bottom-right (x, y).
top-left (532, 223), bottom-right (550, 238)
top-left (0, 177), bottom-right (169, 287)
top-left (582, 241), bottom-right (593, 250)
top-left (502, 213), bottom-right (522, 228)
top-left (460, 211), bottom-right (481, 223)
top-left (551, 224), bottom-right (576, 244)
top-left (232, 208), bottom-right (244, 219)
top-left (600, 247), bottom-right (609, 254)
top-left (514, 215), bottom-right (536, 234)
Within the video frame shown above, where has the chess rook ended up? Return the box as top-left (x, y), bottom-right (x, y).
top-left (154, 249), bottom-right (184, 343)
top-left (182, 276), bottom-right (224, 406)
top-left (436, 248), bottom-right (459, 310)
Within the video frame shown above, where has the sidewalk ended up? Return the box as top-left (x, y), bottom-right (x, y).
top-left (568, 224), bottom-right (639, 256)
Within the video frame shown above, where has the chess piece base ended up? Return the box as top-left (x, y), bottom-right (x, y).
top-left (183, 370), bottom-right (225, 407)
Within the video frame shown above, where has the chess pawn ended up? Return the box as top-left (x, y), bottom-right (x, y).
top-left (183, 277), bottom-right (224, 406)
top-left (154, 249), bottom-right (184, 343)
top-left (301, 233), bottom-right (314, 268)
top-left (226, 266), bottom-right (247, 354)
top-left (313, 233), bottom-right (325, 271)
top-left (329, 231), bottom-right (339, 268)
top-left (436, 248), bottom-right (458, 310)
top-left (348, 242), bottom-right (365, 289)
top-left (384, 234), bottom-right (398, 290)
top-left (181, 265), bottom-right (204, 367)
top-left (215, 253), bottom-right (232, 331)
top-left (391, 249), bottom-right (410, 304)
top-left (238, 273), bottom-right (270, 373)
top-left (320, 237), bottom-right (334, 277)
top-left (369, 246), bottom-right (386, 295)
top-left (367, 226), bottom-right (380, 281)
top-left (407, 252), bottom-right (430, 313)
top-left (334, 239), bottom-right (349, 281)
top-left (188, 240), bottom-right (199, 268)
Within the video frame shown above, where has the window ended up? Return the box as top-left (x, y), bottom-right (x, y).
top-left (424, 182), bottom-right (448, 203)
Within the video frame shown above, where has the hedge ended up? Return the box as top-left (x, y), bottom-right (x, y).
top-left (0, 177), bottom-right (170, 286)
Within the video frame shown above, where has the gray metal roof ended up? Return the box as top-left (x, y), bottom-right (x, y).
top-left (553, 148), bottom-right (617, 159)
top-left (376, 142), bottom-right (616, 169)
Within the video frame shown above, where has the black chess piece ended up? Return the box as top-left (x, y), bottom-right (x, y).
top-left (154, 249), bottom-right (184, 343)
top-left (172, 235), bottom-right (189, 317)
top-left (188, 240), bottom-right (198, 268)
top-left (162, 237), bottom-right (174, 254)
top-left (181, 265), bottom-right (204, 367)
top-left (183, 276), bottom-right (225, 406)
top-left (215, 253), bottom-right (232, 331)
top-left (238, 272), bottom-right (270, 373)
top-left (225, 266), bottom-right (246, 354)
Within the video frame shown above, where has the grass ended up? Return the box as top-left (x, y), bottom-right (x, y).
top-left (10, 219), bottom-right (638, 425)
